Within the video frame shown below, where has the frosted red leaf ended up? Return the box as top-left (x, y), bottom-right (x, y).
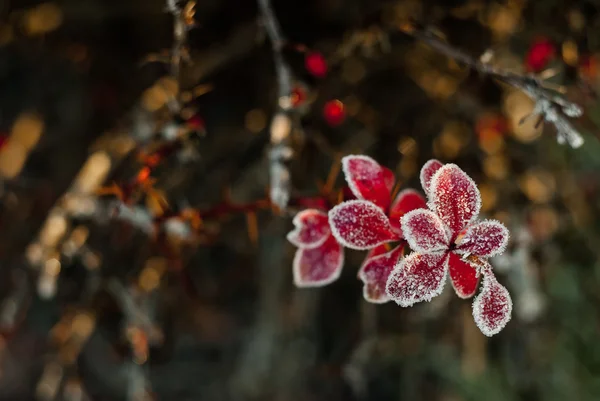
top-left (472, 270), bottom-right (512, 336)
top-left (287, 209), bottom-right (331, 249)
top-left (293, 235), bottom-right (344, 287)
top-left (448, 252), bottom-right (479, 299)
top-left (328, 200), bottom-right (398, 250)
top-left (358, 246), bottom-right (403, 303)
top-left (420, 159), bottom-right (444, 197)
top-left (429, 164), bottom-right (481, 239)
top-left (400, 209), bottom-right (449, 253)
top-left (385, 252), bottom-right (448, 307)
top-left (388, 189), bottom-right (427, 235)
top-left (363, 243), bottom-right (390, 261)
top-left (342, 155), bottom-right (395, 210)
top-left (456, 220), bottom-right (509, 258)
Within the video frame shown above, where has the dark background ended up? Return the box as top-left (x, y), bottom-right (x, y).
top-left (1, 0), bottom-right (600, 400)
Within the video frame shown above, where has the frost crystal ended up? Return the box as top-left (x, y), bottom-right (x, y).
top-left (400, 209), bottom-right (448, 253)
top-left (358, 246), bottom-right (403, 304)
top-left (456, 220), bottom-right (509, 258)
top-left (328, 200), bottom-right (398, 250)
top-left (472, 270), bottom-right (512, 336)
top-left (293, 235), bottom-right (344, 287)
top-left (287, 209), bottom-right (331, 249)
top-left (342, 155), bottom-right (395, 210)
top-left (386, 252), bottom-right (448, 307)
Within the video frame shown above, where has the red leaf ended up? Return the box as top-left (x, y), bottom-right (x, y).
top-left (342, 155), bottom-right (395, 210)
top-left (456, 220), bottom-right (509, 258)
top-left (429, 164), bottom-right (481, 240)
top-left (358, 246), bottom-right (403, 303)
top-left (328, 200), bottom-right (398, 250)
top-left (448, 252), bottom-right (479, 299)
top-left (389, 189), bottom-right (427, 235)
top-left (287, 209), bottom-right (331, 249)
top-left (386, 252), bottom-right (449, 307)
top-left (420, 159), bottom-right (444, 197)
top-left (363, 243), bottom-right (391, 261)
top-left (400, 209), bottom-right (449, 253)
top-left (293, 235), bottom-right (344, 287)
top-left (472, 270), bottom-right (512, 336)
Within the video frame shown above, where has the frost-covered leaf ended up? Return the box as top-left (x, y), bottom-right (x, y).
top-left (287, 209), bottom-right (330, 249)
top-left (389, 189), bottom-right (427, 235)
top-left (386, 252), bottom-right (448, 307)
top-left (293, 235), bottom-right (344, 287)
top-left (342, 155), bottom-right (395, 210)
top-left (456, 220), bottom-right (509, 258)
top-left (472, 270), bottom-right (512, 336)
top-left (420, 159), bottom-right (444, 197)
top-left (400, 209), bottom-right (449, 253)
top-left (328, 200), bottom-right (398, 250)
top-left (429, 164), bottom-right (481, 239)
top-left (448, 252), bottom-right (479, 299)
top-left (358, 245), bottom-right (403, 303)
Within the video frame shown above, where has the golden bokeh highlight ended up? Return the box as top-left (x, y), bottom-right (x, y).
top-left (11, 113), bottom-right (44, 150)
top-left (529, 206), bottom-right (559, 241)
top-left (23, 3), bottom-right (63, 36)
top-left (483, 154), bottom-right (509, 180)
top-left (562, 40), bottom-right (579, 66)
top-left (479, 183), bottom-right (498, 212)
top-left (245, 109), bottom-right (267, 133)
top-left (0, 141), bottom-right (27, 178)
top-left (503, 90), bottom-right (543, 143)
top-left (519, 169), bottom-right (556, 203)
top-left (73, 152), bottom-right (112, 194)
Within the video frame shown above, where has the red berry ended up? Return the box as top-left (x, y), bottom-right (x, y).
top-left (525, 37), bottom-right (556, 72)
top-left (291, 85), bottom-right (307, 107)
top-left (186, 114), bottom-right (205, 131)
top-left (323, 100), bottom-right (345, 126)
top-left (305, 52), bottom-right (327, 78)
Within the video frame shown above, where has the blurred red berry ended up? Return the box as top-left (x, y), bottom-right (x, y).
top-left (323, 100), bottom-right (346, 126)
top-left (186, 114), bottom-right (205, 131)
top-left (305, 52), bottom-right (327, 78)
top-left (291, 85), bottom-right (307, 107)
top-left (525, 37), bottom-right (556, 72)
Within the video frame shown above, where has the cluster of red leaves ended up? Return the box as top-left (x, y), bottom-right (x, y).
top-left (287, 155), bottom-right (512, 336)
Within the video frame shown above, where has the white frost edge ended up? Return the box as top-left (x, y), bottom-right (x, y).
top-left (385, 252), bottom-right (449, 307)
top-left (419, 159), bottom-right (444, 198)
top-left (328, 199), bottom-right (394, 251)
top-left (427, 163), bottom-right (482, 233)
top-left (472, 272), bottom-right (513, 337)
top-left (293, 245), bottom-right (345, 288)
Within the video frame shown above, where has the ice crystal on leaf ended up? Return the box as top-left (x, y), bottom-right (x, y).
top-left (329, 155), bottom-right (428, 303)
top-left (287, 209), bottom-right (344, 287)
top-left (385, 160), bottom-right (512, 336)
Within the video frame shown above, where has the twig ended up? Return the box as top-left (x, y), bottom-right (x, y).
top-left (257, 0), bottom-right (296, 210)
top-left (165, 0), bottom-right (194, 112)
top-left (404, 22), bottom-right (585, 148)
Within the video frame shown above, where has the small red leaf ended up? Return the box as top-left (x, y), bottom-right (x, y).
top-left (293, 235), bottom-right (344, 287)
top-left (358, 246), bottom-right (403, 304)
top-left (400, 209), bottom-right (449, 253)
top-left (389, 189), bottom-right (427, 236)
top-left (429, 164), bottom-right (481, 239)
top-left (305, 51), bottom-right (328, 78)
top-left (456, 220), bottom-right (509, 258)
top-left (341, 155), bottom-right (395, 211)
top-left (386, 252), bottom-right (449, 307)
top-left (472, 270), bottom-right (512, 336)
top-left (420, 159), bottom-right (444, 197)
top-left (323, 100), bottom-right (346, 126)
top-left (328, 200), bottom-right (397, 250)
top-left (287, 209), bottom-right (331, 249)
top-left (448, 252), bottom-right (479, 299)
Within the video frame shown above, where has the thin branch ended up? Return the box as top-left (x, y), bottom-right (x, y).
top-left (257, 0), bottom-right (296, 210)
top-left (404, 22), bottom-right (585, 148)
